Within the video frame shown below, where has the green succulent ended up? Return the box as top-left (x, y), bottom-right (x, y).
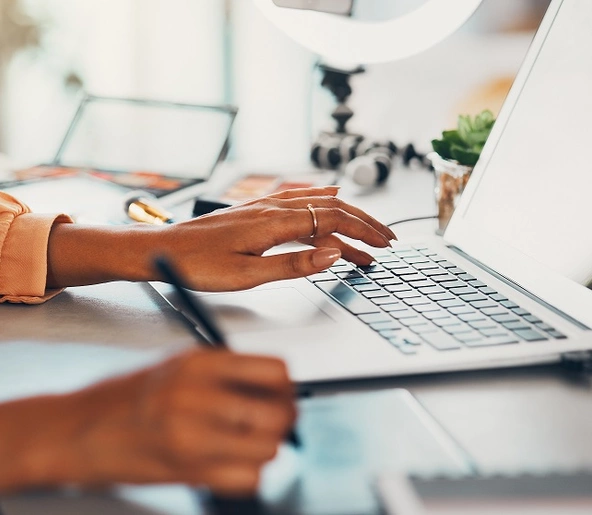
top-left (431, 110), bottom-right (496, 167)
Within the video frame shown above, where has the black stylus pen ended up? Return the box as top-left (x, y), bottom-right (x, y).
top-left (154, 256), bottom-right (301, 449)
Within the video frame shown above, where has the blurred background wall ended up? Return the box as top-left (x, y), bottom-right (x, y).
top-left (0, 0), bottom-right (551, 171)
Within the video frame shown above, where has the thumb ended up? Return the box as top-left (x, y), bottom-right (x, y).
top-left (258, 248), bottom-right (341, 282)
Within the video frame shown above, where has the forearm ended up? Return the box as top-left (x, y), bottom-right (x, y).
top-left (46, 223), bottom-right (169, 288)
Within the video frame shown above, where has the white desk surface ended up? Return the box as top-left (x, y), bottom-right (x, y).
top-left (2, 166), bottom-right (592, 514)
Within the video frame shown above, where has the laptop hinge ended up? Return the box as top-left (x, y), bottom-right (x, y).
top-left (448, 245), bottom-right (590, 330)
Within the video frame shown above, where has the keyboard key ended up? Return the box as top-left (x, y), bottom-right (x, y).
top-left (412, 302), bottom-right (442, 313)
top-left (491, 313), bottom-right (521, 324)
top-left (372, 296), bottom-right (400, 306)
top-left (479, 287), bottom-right (498, 295)
top-left (316, 281), bottom-right (379, 315)
top-left (381, 302), bottom-right (408, 312)
top-left (548, 330), bottom-right (567, 339)
top-left (380, 329), bottom-right (405, 338)
top-left (535, 322), bottom-right (555, 332)
top-left (514, 328), bottom-right (548, 341)
top-left (449, 286), bottom-right (478, 296)
top-left (501, 300), bottom-right (519, 309)
top-left (331, 263), bottom-right (354, 272)
top-left (400, 273), bottom-right (428, 283)
top-left (448, 267), bottom-right (465, 275)
top-left (524, 315), bottom-right (543, 324)
top-left (454, 331), bottom-right (486, 343)
top-left (467, 280), bottom-right (487, 288)
top-left (338, 271), bottom-right (362, 279)
top-left (478, 327), bottom-right (510, 337)
top-left (408, 324), bottom-right (439, 334)
top-left (502, 321), bottom-right (532, 331)
top-left (355, 283), bottom-right (382, 292)
top-left (359, 264), bottom-right (385, 273)
top-left (404, 297), bottom-right (432, 307)
top-left (407, 279), bottom-right (436, 288)
top-left (427, 293), bottom-right (455, 302)
top-left (377, 278), bottom-right (404, 286)
top-left (359, 313), bottom-right (392, 324)
top-left (414, 263), bottom-right (440, 271)
top-left (422, 268), bottom-right (448, 277)
top-left (465, 335), bottom-right (519, 347)
top-left (384, 283), bottom-right (413, 293)
top-left (439, 280), bottom-right (467, 290)
top-left (438, 298), bottom-right (466, 308)
top-left (430, 255), bottom-right (447, 263)
top-left (417, 286), bottom-right (446, 295)
top-left (404, 256), bottom-right (431, 264)
top-left (362, 289), bottom-right (390, 299)
top-left (490, 294), bottom-right (508, 302)
top-left (432, 274), bottom-right (458, 283)
top-left (468, 319), bottom-right (498, 330)
top-left (421, 309), bottom-right (453, 320)
top-left (443, 323), bottom-right (474, 335)
top-left (345, 277), bottom-right (372, 286)
top-left (390, 267), bottom-right (417, 275)
top-left (400, 317), bottom-right (430, 327)
top-left (502, 321), bottom-right (530, 331)
top-left (371, 321), bottom-right (403, 331)
top-left (419, 332), bottom-right (462, 350)
top-left (366, 271), bottom-right (393, 280)
top-left (447, 305), bottom-right (476, 315)
top-left (308, 271), bottom-right (335, 282)
top-left (458, 273), bottom-right (476, 282)
top-left (432, 317), bottom-right (462, 327)
top-left (480, 306), bottom-right (508, 316)
top-left (439, 261), bottom-right (457, 269)
top-left (390, 309), bottom-right (419, 319)
top-left (460, 293), bottom-right (488, 303)
top-left (392, 291), bottom-right (423, 300)
top-left (511, 307), bottom-right (531, 316)
top-left (470, 299), bottom-right (499, 309)
top-left (458, 312), bottom-right (487, 322)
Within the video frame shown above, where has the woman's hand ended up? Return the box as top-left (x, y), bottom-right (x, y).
top-left (47, 186), bottom-right (395, 291)
top-left (0, 350), bottom-right (296, 496)
top-left (158, 186), bottom-right (397, 291)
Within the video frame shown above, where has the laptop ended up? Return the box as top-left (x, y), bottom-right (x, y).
top-left (153, 0), bottom-right (592, 384)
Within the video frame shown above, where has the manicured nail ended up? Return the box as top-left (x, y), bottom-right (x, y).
top-left (312, 249), bottom-right (341, 268)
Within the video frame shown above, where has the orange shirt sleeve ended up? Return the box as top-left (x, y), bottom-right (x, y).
top-left (0, 192), bottom-right (73, 304)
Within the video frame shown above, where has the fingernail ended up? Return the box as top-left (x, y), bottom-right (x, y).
top-left (312, 249), bottom-right (341, 268)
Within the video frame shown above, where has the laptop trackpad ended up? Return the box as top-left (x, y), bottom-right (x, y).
top-left (204, 287), bottom-right (335, 334)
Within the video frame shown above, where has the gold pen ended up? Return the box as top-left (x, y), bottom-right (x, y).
top-left (125, 194), bottom-right (175, 225)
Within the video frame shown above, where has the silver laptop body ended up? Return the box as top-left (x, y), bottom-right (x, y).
top-left (154, 0), bottom-right (592, 384)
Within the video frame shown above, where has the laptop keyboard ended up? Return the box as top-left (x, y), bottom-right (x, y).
top-left (307, 245), bottom-right (566, 356)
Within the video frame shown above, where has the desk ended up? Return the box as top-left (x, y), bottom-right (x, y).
top-left (2, 167), bottom-right (592, 514)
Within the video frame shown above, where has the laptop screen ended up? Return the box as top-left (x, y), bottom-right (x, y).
top-left (454, 0), bottom-right (592, 288)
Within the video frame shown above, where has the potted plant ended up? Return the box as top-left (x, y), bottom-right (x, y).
top-left (429, 109), bottom-right (496, 234)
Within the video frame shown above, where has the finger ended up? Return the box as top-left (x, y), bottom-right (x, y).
top-left (242, 248), bottom-right (343, 283)
top-left (183, 351), bottom-right (295, 395)
top-left (168, 386), bottom-right (296, 438)
top-left (312, 207), bottom-right (392, 248)
top-left (168, 422), bottom-right (283, 464)
top-left (266, 186), bottom-right (340, 200)
top-left (303, 234), bottom-right (375, 266)
top-left (188, 463), bottom-right (262, 496)
top-left (280, 195), bottom-right (397, 241)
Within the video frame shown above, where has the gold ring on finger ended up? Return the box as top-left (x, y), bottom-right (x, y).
top-left (306, 204), bottom-right (319, 238)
